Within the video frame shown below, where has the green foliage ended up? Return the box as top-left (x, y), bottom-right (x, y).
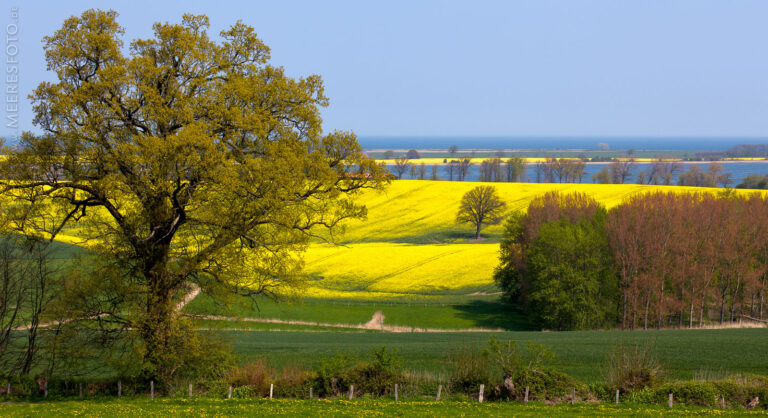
top-left (310, 347), bottom-right (404, 397)
top-left (311, 351), bottom-right (356, 397)
top-left (0, 9), bottom-right (387, 380)
top-left (514, 368), bottom-right (579, 400)
top-left (525, 218), bottom-right (616, 330)
top-left (736, 174), bottom-right (768, 189)
top-left (448, 343), bottom-right (493, 395)
top-left (603, 342), bottom-right (665, 393)
top-left (346, 347), bottom-right (404, 396)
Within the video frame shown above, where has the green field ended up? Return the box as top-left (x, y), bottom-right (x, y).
top-left (1, 398), bottom-right (763, 417)
top-left (225, 328), bottom-right (768, 383)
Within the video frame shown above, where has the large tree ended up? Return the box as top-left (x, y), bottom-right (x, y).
top-left (456, 185), bottom-right (507, 239)
top-left (0, 10), bottom-right (387, 380)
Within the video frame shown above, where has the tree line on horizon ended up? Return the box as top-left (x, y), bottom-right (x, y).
top-left (385, 154), bottom-right (768, 189)
top-left (494, 190), bottom-right (767, 331)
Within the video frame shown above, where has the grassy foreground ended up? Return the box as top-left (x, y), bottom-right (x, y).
top-left (2, 398), bottom-right (765, 417)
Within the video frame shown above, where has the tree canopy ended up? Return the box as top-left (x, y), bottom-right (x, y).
top-left (456, 185), bottom-right (506, 239)
top-left (0, 9), bottom-right (387, 381)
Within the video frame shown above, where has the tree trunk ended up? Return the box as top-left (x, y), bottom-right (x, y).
top-left (475, 223), bottom-right (481, 239)
top-left (140, 283), bottom-right (174, 380)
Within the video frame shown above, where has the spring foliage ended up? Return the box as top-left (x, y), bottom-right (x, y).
top-left (0, 9), bottom-right (387, 380)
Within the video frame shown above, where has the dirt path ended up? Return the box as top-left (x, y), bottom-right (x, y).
top-left (188, 311), bottom-right (507, 333)
top-left (15, 283), bottom-right (201, 331)
top-left (175, 284), bottom-right (201, 312)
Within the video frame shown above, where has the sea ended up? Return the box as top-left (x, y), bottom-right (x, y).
top-left (357, 136), bottom-right (768, 151)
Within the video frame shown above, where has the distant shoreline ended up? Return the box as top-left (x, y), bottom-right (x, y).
top-left (372, 157), bottom-right (768, 166)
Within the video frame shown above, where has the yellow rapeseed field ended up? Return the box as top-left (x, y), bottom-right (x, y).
top-left (304, 242), bottom-right (498, 295)
top-left (39, 180), bottom-right (765, 299)
top-left (302, 181), bottom-right (756, 299)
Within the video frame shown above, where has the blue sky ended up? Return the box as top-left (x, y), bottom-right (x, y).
top-left (3, 0), bottom-right (768, 137)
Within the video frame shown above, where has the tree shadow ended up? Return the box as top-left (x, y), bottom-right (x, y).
top-left (452, 299), bottom-right (535, 331)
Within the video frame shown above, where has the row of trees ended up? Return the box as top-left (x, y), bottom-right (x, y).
top-left (391, 156), bottom-right (744, 187)
top-left (392, 156), bottom-right (527, 182)
top-left (534, 158), bottom-right (587, 183)
top-left (495, 191), bottom-right (767, 330)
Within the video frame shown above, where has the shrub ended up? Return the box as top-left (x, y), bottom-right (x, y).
top-left (274, 365), bottom-right (313, 398)
top-left (448, 343), bottom-right (493, 395)
top-left (654, 381), bottom-right (719, 407)
top-left (346, 347), bottom-right (405, 396)
top-left (603, 341), bottom-right (665, 393)
top-left (227, 360), bottom-right (272, 396)
top-left (311, 351), bottom-right (356, 397)
top-left (515, 367), bottom-right (580, 401)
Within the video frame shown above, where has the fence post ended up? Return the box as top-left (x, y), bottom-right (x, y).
top-left (189, 383), bottom-right (193, 398)
top-left (118, 381), bottom-right (122, 398)
top-left (668, 393), bottom-right (673, 408)
top-left (150, 381), bottom-right (154, 399)
top-left (79, 383), bottom-right (83, 398)
top-left (524, 386), bottom-right (529, 404)
top-left (394, 383), bottom-right (398, 401)
top-left (436, 385), bottom-right (442, 402)
top-left (309, 387), bottom-right (313, 399)
top-left (615, 389), bottom-right (619, 405)
top-left (478, 384), bottom-right (484, 403)
top-left (570, 387), bottom-right (575, 404)
top-left (5, 382), bottom-right (10, 397)
top-left (228, 385), bottom-right (232, 399)
top-left (348, 385), bottom-right (354, 400)
top-left (269, 383), bottom-right (273, 399)
top-left (44, 381), bottom-right (48, 398)
top-left (720, 394), bottom-right (725, 408)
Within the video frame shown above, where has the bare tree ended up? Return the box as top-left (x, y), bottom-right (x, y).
top-left (610, 160), bottom-right (635, 184)
top-left (456, 185), bottom-right (507, 239)
top-left (458, 157), bottom-right (473, 181)
top-left (430, 164), bottom-right (439, 180)
top-left (418, 163), bottom-right (427, 180)
top-left (394, 156), bottom-right (409, 179)
top-left (445, 160), bottom-right (458, 181)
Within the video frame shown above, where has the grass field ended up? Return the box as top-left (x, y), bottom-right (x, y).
top-left (225, 328), bottom-right (768, 382)
top-left (3, 398), bottom-right (762, 417)
top-left (186, 293), bottom-right (531, 330)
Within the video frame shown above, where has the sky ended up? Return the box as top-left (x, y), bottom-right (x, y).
top-left (2, 0), bottom-right (768, 139)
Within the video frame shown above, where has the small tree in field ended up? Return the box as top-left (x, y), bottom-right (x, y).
top-left (456, 186), bottom-right (507, 239)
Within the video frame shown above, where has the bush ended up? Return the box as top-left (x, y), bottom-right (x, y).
top-left (448, 343), bottom-right (493, 395)
top-left (274, 365), bottom-right (313, 398)
top-left (346, 347), bottom-right (405, 396)
top-left (311, 351), bottom-right (356, 397)
top-left (310, 347), bottom-right (405, 398)
top-left (603, 342), bottom-right (665, 393)
top-left (227, 360), bottom-right (272, 396)
top-left (654, 381), bottom-right (719, 407)
top-left (515, 367), bottom-right (580, 401)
